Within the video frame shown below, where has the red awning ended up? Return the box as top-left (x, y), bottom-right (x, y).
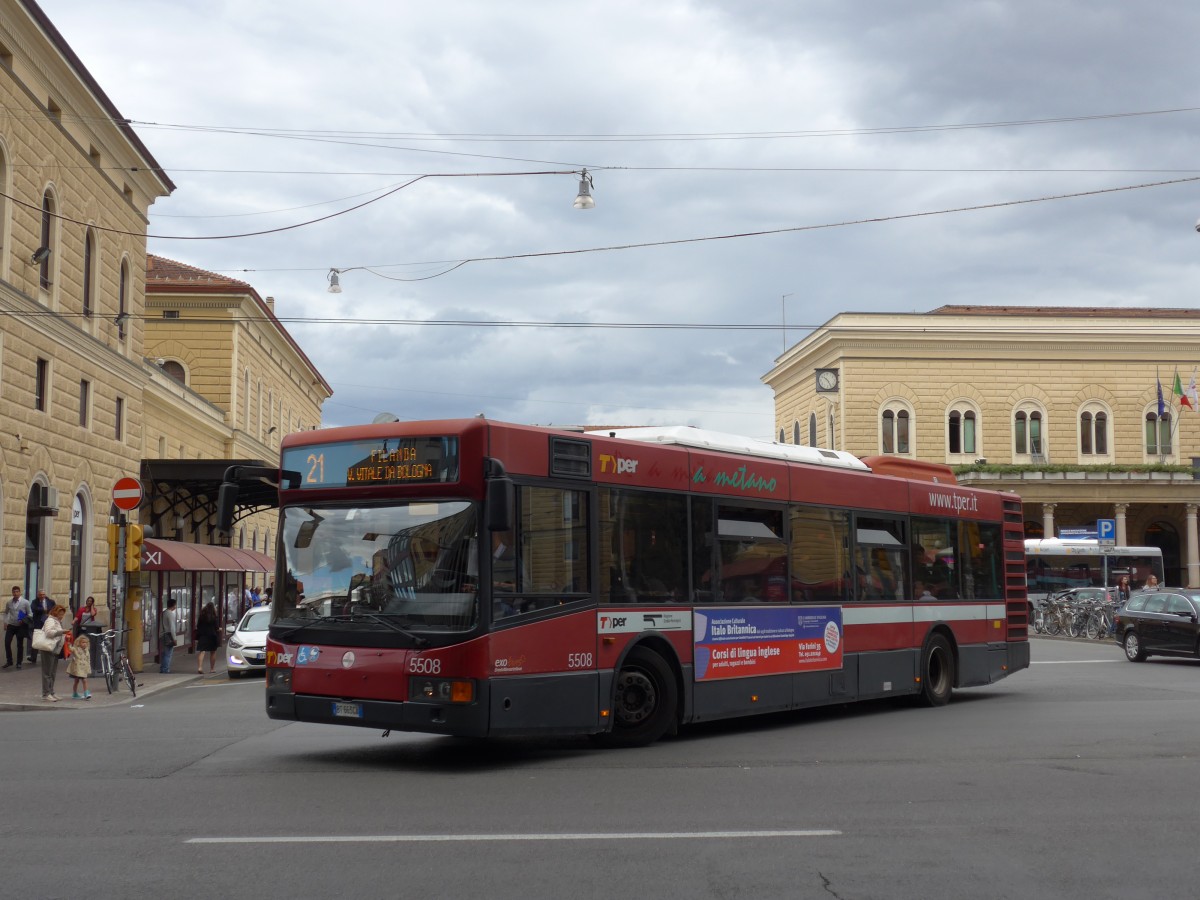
top-left (142, 538), bottom-right (274, 573)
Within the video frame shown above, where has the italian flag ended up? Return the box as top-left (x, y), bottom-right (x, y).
top-left (1174, 370), bottom-right (1193, 411)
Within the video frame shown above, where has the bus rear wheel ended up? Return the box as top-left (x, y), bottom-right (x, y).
top-left (598, 647), bottom-right (678, 747)
top-left (917, 634), bottom-right (954, 707)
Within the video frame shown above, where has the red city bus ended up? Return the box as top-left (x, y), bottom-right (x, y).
top-left (219, 418), bottom-right (1028, 747)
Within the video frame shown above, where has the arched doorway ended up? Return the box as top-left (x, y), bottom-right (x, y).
top-left (25, 485), bottom-right (51, 593)
top-left (70, 493), bottom-right (87, 613)
top-left (1143, 520), bottom-right (1181, 586)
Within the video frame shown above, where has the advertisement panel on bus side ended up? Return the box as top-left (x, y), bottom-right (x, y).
top-left (693, 607), bottom-right (843, 680)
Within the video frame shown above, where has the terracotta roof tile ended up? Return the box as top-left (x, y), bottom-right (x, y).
top-left (146, 255), bottom-right (252, 290)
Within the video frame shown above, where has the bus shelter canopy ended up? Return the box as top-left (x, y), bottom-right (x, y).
top-left (141, 538), bottom-right (274, 573)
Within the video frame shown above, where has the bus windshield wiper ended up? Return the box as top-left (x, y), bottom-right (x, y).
top-left (350, 610), bottom-right (429, 647)
top-left (275, 614), bottom-right (352, 641)
top-left (276, 612), bottom-right (429, 647)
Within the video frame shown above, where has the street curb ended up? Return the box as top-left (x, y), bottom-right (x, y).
top-left (0, 668), bottom-right (212, 712)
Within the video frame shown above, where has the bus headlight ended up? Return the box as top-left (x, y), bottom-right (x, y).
top-left (268, 668), bottom-right (292, 690)
top-left (409, 678), bottom-right (474, 703)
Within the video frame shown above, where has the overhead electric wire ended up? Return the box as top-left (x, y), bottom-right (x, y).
top-left (316, 174), bottom-right (1200, 280)
top-left (123, 104), bottom-right (1200, 142)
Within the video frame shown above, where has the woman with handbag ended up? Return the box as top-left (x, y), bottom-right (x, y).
top-left (33, 604), bottom-right (68, 702)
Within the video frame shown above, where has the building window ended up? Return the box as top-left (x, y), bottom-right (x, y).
top-left (1146, 411), bottom-right (1172, 456)
top-left (117, 260), bottom-right (128, 341)
top-left (161, 360), bottom-right (185, 384)
top-left (793, 421), bottom-right (800, 445)
top-left (79, 379), bottom-right (89, 427)
top-left (38, 190), bottom-right (53, 290)
top-left (1080, 406), bottom-right (1109, 456)
top-left (948, 408), bottom-right (977, 455)
top-left (881, 407), bottom-right (911, 454)
top-left (778, 428), bottom-right (785, 443)
top-left (809, 413), bottom-right (817, 447)
top-left (1015, 408), bottom-right (1044, 458)
top-left (35, 357), bottom-right (48, 411)
top-left (115, 396), bottom-right (124, 440)
top-left (82, 229), bottom-right (95, 318)
top-left (828, 412), bottom-right (835, 449)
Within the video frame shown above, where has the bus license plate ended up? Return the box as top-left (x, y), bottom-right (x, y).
top-left (332, 701), bottom-right (363, 719)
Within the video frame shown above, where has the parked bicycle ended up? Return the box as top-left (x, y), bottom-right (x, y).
top-left (1031, 587), bottom-right (1122, 642)
top-left (98, 628), bottom-right (137, 697)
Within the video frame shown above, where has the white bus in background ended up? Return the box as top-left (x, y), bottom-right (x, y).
top-left (1025, 538), bottom-right (1165, 606)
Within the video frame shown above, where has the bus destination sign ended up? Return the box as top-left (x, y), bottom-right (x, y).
top-left (283, 437), bottom-right (460, 488)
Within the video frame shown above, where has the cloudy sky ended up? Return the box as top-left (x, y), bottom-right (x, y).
top-left (40, 0), bottom-right (1200, 438)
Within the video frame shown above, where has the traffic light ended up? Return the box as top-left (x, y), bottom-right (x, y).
top-left (125, 524), bottom-right (144, 572)
top-left (107, 523), bottom-right (120, 573)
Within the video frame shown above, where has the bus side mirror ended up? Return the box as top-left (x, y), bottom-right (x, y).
top-left (486, 477), bottom-right (514, 532)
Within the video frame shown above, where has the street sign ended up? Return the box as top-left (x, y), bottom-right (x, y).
top-left (1097, 518), bottom-right (1116, 545)
top-left (112, 476), bottom-right (143, 511)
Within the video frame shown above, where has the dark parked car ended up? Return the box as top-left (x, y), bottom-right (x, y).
top-left (1114, 589), bottom-right (1200, 662)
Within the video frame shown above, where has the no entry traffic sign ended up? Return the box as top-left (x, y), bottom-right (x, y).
top-left (112, 476), bottom-right (143, 511)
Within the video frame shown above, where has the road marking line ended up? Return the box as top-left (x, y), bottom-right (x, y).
top-left (187, 830), bottom-right (841, 845)
top-left (1033, 660), bottom-right (1122, 664)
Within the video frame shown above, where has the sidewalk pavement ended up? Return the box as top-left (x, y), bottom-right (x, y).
top-left (0, 648), bottom-right (231, 711)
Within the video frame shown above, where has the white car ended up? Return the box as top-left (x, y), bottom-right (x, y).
top-left (226, 608), bottom-right (271, 678)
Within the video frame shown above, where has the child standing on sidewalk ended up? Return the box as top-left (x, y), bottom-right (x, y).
top-left (67, 633), bottom-right (91, 700)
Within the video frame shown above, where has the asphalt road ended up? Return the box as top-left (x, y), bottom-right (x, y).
top-left (6, 637), bottom-right (1199, 900)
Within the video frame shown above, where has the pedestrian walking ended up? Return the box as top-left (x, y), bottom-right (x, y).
top-left (160, 597), bottom-right (177, 674)
top-left (3, 586), bottom-right (32, 669)
top-left (67, 632), bottom-right (91, 700)
top-left (35, 604), bottom-right (67, 701)
top-left (194, 601), bottom-right (220, 674)
top-left (27, 588), bottom-right (53, 664)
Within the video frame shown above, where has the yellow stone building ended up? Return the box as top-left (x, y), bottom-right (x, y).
top-left (0, 2), bottom-right (330, 633)
top-left (0, 0), bottom-right (172, 610)
top-left (764, 306), bottom-right (1200, 586)
top-left (143, 255), bottom-right (330, 557)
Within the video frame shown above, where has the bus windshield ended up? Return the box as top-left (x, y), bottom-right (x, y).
top-left (276, 500), bottom-right (479, 633)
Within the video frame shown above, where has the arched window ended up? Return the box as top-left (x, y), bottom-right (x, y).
top-left (793, 421), bottom-right (800, 445)
top-left (161, 360), bottom-right (185, 384)
top-left (809, 413), bottom-right (817, 447)
top-left (778, 428), bottom-right (785, 443)
top-left (881, 406), bottom-right (911, 454)
top-left (82, 229), bottom-right (95, 319)
top-left (1146, 410), bottom-right (1172, 457)
top-left (39, 189), bottom-right (54, 291)
top-left (948, 407), bottom-right (978, 456)
top-left (1015, 406), bottom-right (1045, 459)
top-left (117, 259), bottom-right (128, 341)
top-left (0, 143), bottom-right (10, 273)
top-left (1079, 405), bottom-right (1110, 456)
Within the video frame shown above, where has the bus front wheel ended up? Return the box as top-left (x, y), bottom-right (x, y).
top-left (600, 647), bottom-right (678, 747)
top-left (917, 634), bottom-right (954, 707)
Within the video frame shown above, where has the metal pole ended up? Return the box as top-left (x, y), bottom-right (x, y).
top-left (115, 514), bottom-right (126, 640)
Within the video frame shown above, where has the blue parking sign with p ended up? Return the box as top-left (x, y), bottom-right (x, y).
top-left (1097, 518), bottom-right (1116, 543)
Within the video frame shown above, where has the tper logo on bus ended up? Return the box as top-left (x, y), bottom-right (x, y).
top-left (599, 453), bottom-right (639, 476)
top-left (598, 611), bottom-right (691, 633)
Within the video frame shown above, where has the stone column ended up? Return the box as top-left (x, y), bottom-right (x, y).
top-left (1042, 503), bottom-right (1056, 539)
top-left (1113, 503), bottom-right (1129, 547)
top-left (1187, 504), bottom-right (1199, 589)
